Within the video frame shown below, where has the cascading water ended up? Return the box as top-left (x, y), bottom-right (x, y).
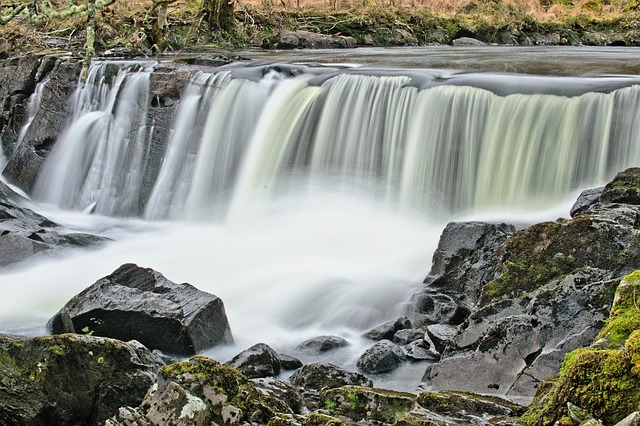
top-left (4, 51), bottom-right (640, 390)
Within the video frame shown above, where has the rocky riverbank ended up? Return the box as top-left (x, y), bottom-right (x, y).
top-left (3, 168), bottom-right (640, 424)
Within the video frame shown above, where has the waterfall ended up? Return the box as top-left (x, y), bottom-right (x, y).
top-left (30, 62), bottom-right (640, 221)
top-left (32, 62), bottom-right (154, 216)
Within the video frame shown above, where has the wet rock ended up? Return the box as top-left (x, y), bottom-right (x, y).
top-left (452, 37), bottom-right (486, 46)
top-left (321, 385), bottom-right (415, 423)
top-left (536, 33), bottom-right (561, 45)
top-left (0, 333), bottom-right (164, 426)
top-left (3, 56), bottom-right (82, 191)
top-left (393, 328), bottom-right (424, 345)
top-left (0, 180), bottom-right (107, 268)
top-left (426, 324), bottom-right (458, 353)
top-left (521, 271), bottom-right (640, 425)
top-left (278, 353), bottom-right (303, 370)
top-left (357, 339), bottom-right (406, 374)
top-left (413, 221), bottom-right (516, 325)
top-left (48, 263), bottom-right (233, 356)
top-left (296, 335), bottom-right (350, 354)
top-left (252, 377), bottom-right (305, 414)
top-left (405, 337), bottom-right (440, 361)
top-left (406, 390), bottom-right (525, 424)
top-left (109, 356), bottom-right (291, 426)
top-left (289, 362), bottom-right (372, 391)
top-left (227, 342), bottom-right (281, 378)
top-left (570, 187), bottom-right (604, 217)
top-left (363, 316), bottom-right (413, 341)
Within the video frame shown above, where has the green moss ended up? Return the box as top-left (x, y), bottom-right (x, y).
top-left (48, 344), bottom-right (67, 356)
top-left (522, 271), bottom-right (640, 425)
top-left (321, 386), bottom-right (415, 423)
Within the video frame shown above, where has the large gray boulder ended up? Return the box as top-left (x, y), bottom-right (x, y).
top-left (47, 263), bottom-right (233, 356)
top-left (227, 342), bottom-right (281, 378)
top-left (0, 333), bottom-right (165, 426)
top-left (356, 339), bottom-right (406, 374)
top-left (420, 168), bottom-right (640, 399)
top-left (289, 362), bottom-right (372, 391)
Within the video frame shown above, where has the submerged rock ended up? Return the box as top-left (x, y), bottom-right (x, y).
top-left (0, 333), bottom-right (164, 426)
top-left (227, 342), bottom-right (281, 378)
top-left (48, 263), bottom-right (233, 356)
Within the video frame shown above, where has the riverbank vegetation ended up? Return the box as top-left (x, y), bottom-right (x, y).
top-left (0, 0), bottom-right (639, 56)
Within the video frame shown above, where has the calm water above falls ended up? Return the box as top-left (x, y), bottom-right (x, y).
top-left (2, 46), bottom-right (640, 391)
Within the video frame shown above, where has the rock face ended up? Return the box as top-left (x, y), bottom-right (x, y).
top-left (522, 271), bottom-right (640, 425)
top-left (48, 263), bottom-right (233, 356)
top-left (0, 333), bottom-right (165, 426)
top-left (0, 180), bottom-right (107, 268)
top-left (419, 168), bottom-right (640, 400)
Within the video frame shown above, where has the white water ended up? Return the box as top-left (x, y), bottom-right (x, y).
top-left (2, 57), bottom-right (640, 390)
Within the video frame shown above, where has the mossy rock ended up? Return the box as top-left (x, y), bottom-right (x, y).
top-left (480, 213), bottom-right (640, 306)
top-left (320, 385), bottom-right (415, 423)
top-left (159, 356), bottom-right (291, 424)
top-left (0, 333), bottom-right (164, 425)
top-left (521, 271), bottom-right (640, 425)
top-left (414, 390), bottom-right (525, 418)
top-left (599, 167), bottom-right (640, 205)
top-left (267, 412), bottom-right (348, 425)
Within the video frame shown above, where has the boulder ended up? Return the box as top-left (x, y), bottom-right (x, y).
top-left (570, 186), bottom-right (604, 217)
top-left (0, 180), bottom-right (107, 268)
top-left (321, 386), bottom-right (415, 424)
top-left (47, 263), bottom-right (233, 356)
top-left (108, 356), bottom-right (291, 426)
top-left (0, 333), bottom-right (164, 426)
top-left (252, 377), bottom-right (305, 414)
top-left (295, 335), bottom-right (349, 354)
top-left (278, 353), bottom-right (303, 370)
top-left (426, 324), bottom-right (458, 353)
top-left (405, 336), bottom-right (440, 361)
top-left (421, 168), bottom-right (640, 399)
top-left (289, 362), bottom-right (372, 391)
top-left (521, 271), bottom-right (640, 425)
top-left (363, 316), bottom-right (412, 341)
top-left (227, 342), bottom-right (281, 378)
top-left (356, 339), bottom-right (406, 374)
top-left (392, 328), bottom-right (424, 345)
top-left (413, 221), bottom-right (516, 326)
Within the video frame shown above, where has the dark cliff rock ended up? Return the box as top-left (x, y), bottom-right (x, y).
top-left (48, 263), bottom-right (233, 356)
top-left (420, 168), bottom-right (640, 400)
top-left (0, 180), bottom-right (107, 268)
top-left (0, 333), bottom-right (165, 426)
top-left (2, 55), bottom-right (81, 192)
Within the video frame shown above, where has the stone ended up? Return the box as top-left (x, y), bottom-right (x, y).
top-left (110, 356), bottom-right (291, 426)
top-left (452, 37), bottom-right (486, 46)
top-left (363, 316), bottom-right (412, 341)
top-left (570, 187), bottom-right (604, 217)
top-left (356, 340), bottom-right (406, 374)
top-left (227, 342), bottom-right (281, 378)
top-left (47, 263), bottom-right (233, 356)
top-left (405, 337), bottom-right (440, 361)
top-left (426, 324), bottom-right (458, 353)
top-left (321, 386), bottom-right (415, 423)
top-left (289, 362), bottom-right (372, 391)
top-left (411, 390), bottom-right (525, 422)
top-left (0, 180), bottom-right (107, 268)
top-left (392, 328), bottom-right (424, 345)
top-left (278, 353), bottom-right (303, 370)
top-left (252, 377), bottom-right (305, 414)
top-left (413, 221), bottom-right (516, 325)
top-left (0, 333), bottom-right (164, 426)
top-left (296, 335), bottom-right (349, 354)
top-left (268, 30), bottom-right (356, 49)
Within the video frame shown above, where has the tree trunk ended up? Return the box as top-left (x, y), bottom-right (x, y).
top-left (201, 0), bottom-right (235, 32)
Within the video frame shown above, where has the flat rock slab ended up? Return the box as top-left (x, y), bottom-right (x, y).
top-left (48, 263), bottom-right (233, 356)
